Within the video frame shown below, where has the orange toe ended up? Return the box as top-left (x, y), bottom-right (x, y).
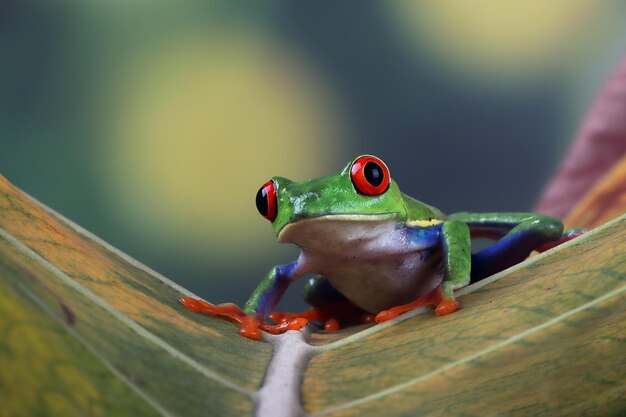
top-left (324, 318), bottom-right (341, 331)
top-left (239, 316), bottom-right (262, 340)
top-left (268, 311), bottom-right (292, 323)
top-left (179, 297), bottom-right (215, 313)
top-left (374, 309), bottom-right (398, 323)
top-left (435, 300), bottom-right (460, 316)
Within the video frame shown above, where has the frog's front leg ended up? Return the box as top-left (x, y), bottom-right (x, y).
top-left (375, 220), bottom-right (471, 323)
top-left (239, 261), bottom-right (312, 337)
top-left (181, 261), bottom-right (308, 340)
top-left (243, 262), bottom-right (300, 318)
top-left (438, 219), bottom-right (472, 309)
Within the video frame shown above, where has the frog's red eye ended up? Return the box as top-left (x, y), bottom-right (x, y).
top-left (256, 180), bottom-right (277, 222)
top-left (350, 155), bottom-right (390, 196)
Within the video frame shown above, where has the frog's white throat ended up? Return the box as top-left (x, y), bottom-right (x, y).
top-left (277, 213), bottom-right (400, 251)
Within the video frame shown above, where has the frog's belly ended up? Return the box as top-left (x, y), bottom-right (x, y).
top-left (283, 216), bottom-right (445, 313)
top-left (304, 249), bottom-right (443, 314)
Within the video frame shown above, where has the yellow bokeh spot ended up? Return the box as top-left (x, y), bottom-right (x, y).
top-left (102, 32), bottom-right (345, 258)
top-left (391, 0), bottom-right (609, 81)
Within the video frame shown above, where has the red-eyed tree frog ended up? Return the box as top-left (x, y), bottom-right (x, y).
top-left (180, 155), bottom-right (582, 340)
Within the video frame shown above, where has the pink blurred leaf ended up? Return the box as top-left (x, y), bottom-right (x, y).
top-left (535, 52), bottom-right (626, 219)
top-left (564, 153), bottom-right (626, 229)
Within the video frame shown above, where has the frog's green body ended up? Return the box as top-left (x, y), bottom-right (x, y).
top-left (244, 156), bottom-right (567, 324)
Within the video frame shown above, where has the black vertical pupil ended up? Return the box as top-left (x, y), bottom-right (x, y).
top-left (256, 187), bottom-right (268, 216)
top-left (364, 162), bottom-right (383, 186)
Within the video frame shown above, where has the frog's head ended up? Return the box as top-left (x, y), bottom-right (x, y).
top-left (255, 155), bottom-right (407, 242)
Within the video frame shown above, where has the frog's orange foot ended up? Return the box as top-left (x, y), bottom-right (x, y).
top-left (179, 297), bottom-right (307, 341)
top-left (374, 287), bottom-right (460, 323)
top-left (269, 310), bottom-right (318, 323)
top-left (271, 301), bottom-right (373, 333)
top-left (375, 305), bottom-right (423, 323)
top-left (375, 291), bottom-right (436, 323)
top-left (238, 317), bottom-right (308, 340)
top-left (270, 309), bottom-right (339, 332)
top-left (259, 318), bottom-right (309, 336)
top-left (179, 297), bottom-right (242, 316)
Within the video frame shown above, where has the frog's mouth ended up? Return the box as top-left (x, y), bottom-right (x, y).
top-left (277, 213), bottom-right (399, 245)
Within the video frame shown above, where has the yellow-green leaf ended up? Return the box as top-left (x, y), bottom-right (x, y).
top-left (0, 174), bottom-right (271, 417)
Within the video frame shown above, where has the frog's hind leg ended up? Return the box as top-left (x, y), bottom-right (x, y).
top-left (270, 276), bottom-right (373, 331)
top-left (302, 275), bottom-right (348, 307)
top-left (449, 212), bottom-right (564, 283)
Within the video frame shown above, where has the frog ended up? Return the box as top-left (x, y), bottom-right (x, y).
top-left (180, 155), bottom-right (582, 340)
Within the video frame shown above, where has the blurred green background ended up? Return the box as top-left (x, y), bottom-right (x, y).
top-left (1, 1), bottom-right (625, 310)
